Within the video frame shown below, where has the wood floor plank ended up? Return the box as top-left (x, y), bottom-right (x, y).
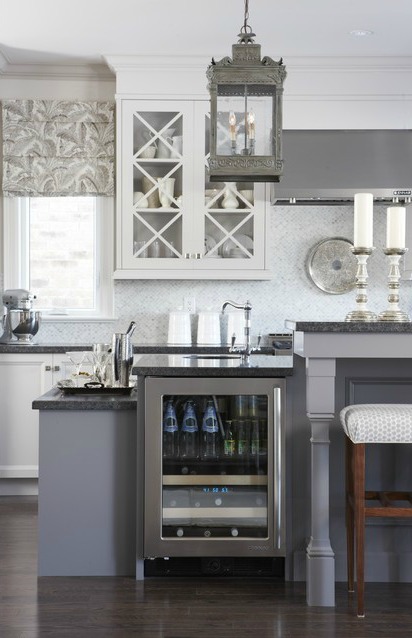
top-left (1, 497), bottom-right (412, 637)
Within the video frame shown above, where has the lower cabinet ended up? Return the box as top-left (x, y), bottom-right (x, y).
top-left (0, 353), bottom-right (64, 479)
top-left (38, 408), bottom-right (137, 576)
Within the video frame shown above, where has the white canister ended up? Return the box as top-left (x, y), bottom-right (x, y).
top-left (167, 311), bottom-right (192, 345)
top-left (226, 309), bottom-right (245, 346)
top-left (197, 311), bottom-right (221, 345)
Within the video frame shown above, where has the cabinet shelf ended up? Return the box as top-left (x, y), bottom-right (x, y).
top-left (163, 507), bottom-right (267, 519)
top-left (134, 158), bottom-right (181, 164)
top-left (133, 207), bottom-right (181, 213)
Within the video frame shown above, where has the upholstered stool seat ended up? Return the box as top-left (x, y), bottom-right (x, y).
top-left (340, 404), bottom-right (412, 617)
top-left (341, 404), bottom-right (412, 444)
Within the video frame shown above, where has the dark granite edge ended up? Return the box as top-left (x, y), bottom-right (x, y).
top-left (32, 387), bottom-right (137, 410)
top-left (285, 320), bottom-right (412, 333)
top-left (1, 343), bottom-right (276, 354)
top-left (134, 367), bottom-right (293, 378)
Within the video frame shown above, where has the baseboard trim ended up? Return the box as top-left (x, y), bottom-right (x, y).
top-left (0, 479), bottom-right (38, 496)
top-left (293, 549), bottom-right (412, 583)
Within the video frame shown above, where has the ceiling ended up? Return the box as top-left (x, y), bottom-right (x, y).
top-left (1, 0), bottom-right (412, 71)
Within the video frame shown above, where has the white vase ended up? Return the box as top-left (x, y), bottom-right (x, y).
top-left (222, 188), bottom-right (239, 209)
top-left (157, 177), bottom-right (175, 207)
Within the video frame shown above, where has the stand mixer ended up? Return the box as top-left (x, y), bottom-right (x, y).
top-left (0, 289), bottom-right (41, 344)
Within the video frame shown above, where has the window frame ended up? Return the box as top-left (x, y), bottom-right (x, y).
top-left (2, 196), bottom-right (115, 320)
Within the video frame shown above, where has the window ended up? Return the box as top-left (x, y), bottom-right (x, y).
top-left (3, 196), bottom-right (114, 319)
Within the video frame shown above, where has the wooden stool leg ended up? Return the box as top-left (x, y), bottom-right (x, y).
top-left (354, 443), bottom-right (365, 617)
top-left (345, 437), bottom-right (355, 593)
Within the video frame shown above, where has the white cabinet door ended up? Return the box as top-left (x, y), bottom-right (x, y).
top-left (0, 353), bottom-right (54, 478)
top-left (114, 99), bottom-right (270, 280)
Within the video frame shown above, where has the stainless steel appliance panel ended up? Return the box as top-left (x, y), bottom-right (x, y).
top-left (143, 376), bottom-right (285, 558)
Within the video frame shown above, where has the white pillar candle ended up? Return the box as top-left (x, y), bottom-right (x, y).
top-left (386, 206), bottom-right (406, 248)
top-left (229, 112), bottom-right (236, 141)
top-left (354, 193), bottom-right (374, 248)
top-left (247, 110), bottom-right (255, 140)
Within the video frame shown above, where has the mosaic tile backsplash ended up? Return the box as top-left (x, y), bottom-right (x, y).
top-left (7, 203), bottom-right (410, 345)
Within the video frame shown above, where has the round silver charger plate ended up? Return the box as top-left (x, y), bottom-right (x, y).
top-left (306, 237), bottom-right (357, 294)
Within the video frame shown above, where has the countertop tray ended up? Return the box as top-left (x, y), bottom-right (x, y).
top-left (59, 386), bottom-right (133, 395)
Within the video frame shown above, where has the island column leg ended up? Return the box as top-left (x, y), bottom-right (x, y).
top-left (306, 357), bottom-right (336, 606)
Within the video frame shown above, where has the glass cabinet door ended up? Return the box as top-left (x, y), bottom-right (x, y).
top-left (202, 113), bottom-right (258, 266)
top-left (193, 103), bottom-right (266, 270)
top-left (132, 108), bottom-right (184, 260)
top-left (119, 100), bottom-right (194, 270)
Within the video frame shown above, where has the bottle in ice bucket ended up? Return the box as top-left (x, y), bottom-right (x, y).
top-left (163, 399), bottom-right (179, 458)
top-left (180, 400), bottom-right (199, 459)
top-left (201, 399), bottom-right (219, 460)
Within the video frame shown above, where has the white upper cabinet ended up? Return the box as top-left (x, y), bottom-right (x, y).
top-left (114, 99), bottom-right (270, 280)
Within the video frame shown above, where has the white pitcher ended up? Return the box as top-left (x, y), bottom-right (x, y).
top-left (171, 135), bottom-right (183, 158)
top-left (156, 128), bottom-right (175, 158)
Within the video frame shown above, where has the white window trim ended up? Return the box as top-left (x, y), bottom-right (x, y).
top-left (3, 196), bottom-right (115, 321)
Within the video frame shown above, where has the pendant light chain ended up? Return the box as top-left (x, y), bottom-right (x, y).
top-left (238, 0), bottom-right (254, 41)
top-left (243, 0), bottom-right (250, 31)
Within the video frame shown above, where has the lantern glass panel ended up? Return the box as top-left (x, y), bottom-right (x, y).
top-left (216, 84), bottom-right (276, 157)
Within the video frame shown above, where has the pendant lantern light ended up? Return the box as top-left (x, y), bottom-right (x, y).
top-left (207, 0), bottom-right (287, 182)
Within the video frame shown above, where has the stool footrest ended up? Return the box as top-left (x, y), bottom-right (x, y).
top-left (364, 491), bottom-right (412, 517)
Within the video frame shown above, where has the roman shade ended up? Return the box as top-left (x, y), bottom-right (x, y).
top-left (2, 100), bottom-right (115, 197)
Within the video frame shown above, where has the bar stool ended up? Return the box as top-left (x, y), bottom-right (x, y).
top-left (340, 404), bottom-right (412, 617)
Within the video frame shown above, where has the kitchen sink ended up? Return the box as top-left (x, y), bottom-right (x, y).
top-left (183, 354), bottom-right (241, 360)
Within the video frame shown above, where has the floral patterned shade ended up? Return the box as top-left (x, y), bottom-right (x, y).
top-left (2, 100), bottom-right (115, 196)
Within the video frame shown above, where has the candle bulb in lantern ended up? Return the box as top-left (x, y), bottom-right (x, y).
top-left (386, 206), bottom-right (406, 249)
top-left (247, 110), bottom-right (255, 140)
top-left (229, 111), bottom-right (236, 141)
top-left (354, 192), bottom-right (374, 248)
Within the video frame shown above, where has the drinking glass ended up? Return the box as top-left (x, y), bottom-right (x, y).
top-left (91, 343), bottom-right (112, 385)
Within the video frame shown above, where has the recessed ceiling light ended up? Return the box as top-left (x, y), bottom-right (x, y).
top-left (349, 29), bottom-right (374, 37)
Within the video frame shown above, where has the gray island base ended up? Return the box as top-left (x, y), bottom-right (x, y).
top-left (33, 389), bottom-right (137, 576)
top-left (286, 320), bottom-right (412, 608)
top-left (33, 355), bottom-right (292, 580)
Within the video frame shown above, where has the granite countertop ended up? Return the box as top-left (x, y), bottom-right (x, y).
top-left (0, 342), bottom-right (276, 354)
top-left (32, 354), bottom-right (292, 409)
top-left (32, 387), bottom-right (138, 411)
top-left (285, 320), bottom-right (412, 333)
top-left (133, 353), bottom-right (293, 378)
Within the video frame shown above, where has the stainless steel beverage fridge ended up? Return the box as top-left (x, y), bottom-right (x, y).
top-left (144, 377), bottom-right (285, 559)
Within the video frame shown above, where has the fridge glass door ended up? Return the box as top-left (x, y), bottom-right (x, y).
top-left (161, 393), bottom-right (269, 539)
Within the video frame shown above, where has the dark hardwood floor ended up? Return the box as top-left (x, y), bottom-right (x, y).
top-left (1, 497), bottom-right (412, 637)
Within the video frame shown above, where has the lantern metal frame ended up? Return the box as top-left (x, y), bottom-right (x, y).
top-left (206, 2), bottom-right (286, 182)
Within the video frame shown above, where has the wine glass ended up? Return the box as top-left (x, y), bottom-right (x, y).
top-left (65, 351), bottom-right (87, 386)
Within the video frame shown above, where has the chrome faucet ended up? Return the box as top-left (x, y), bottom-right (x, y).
top-left (221, 300), bottom-right (261, 365)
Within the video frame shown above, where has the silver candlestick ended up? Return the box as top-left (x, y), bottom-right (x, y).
top-left (378, 248), bottom-right (410, 322)
top-left (345, 247), bottom-right (378, 322)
